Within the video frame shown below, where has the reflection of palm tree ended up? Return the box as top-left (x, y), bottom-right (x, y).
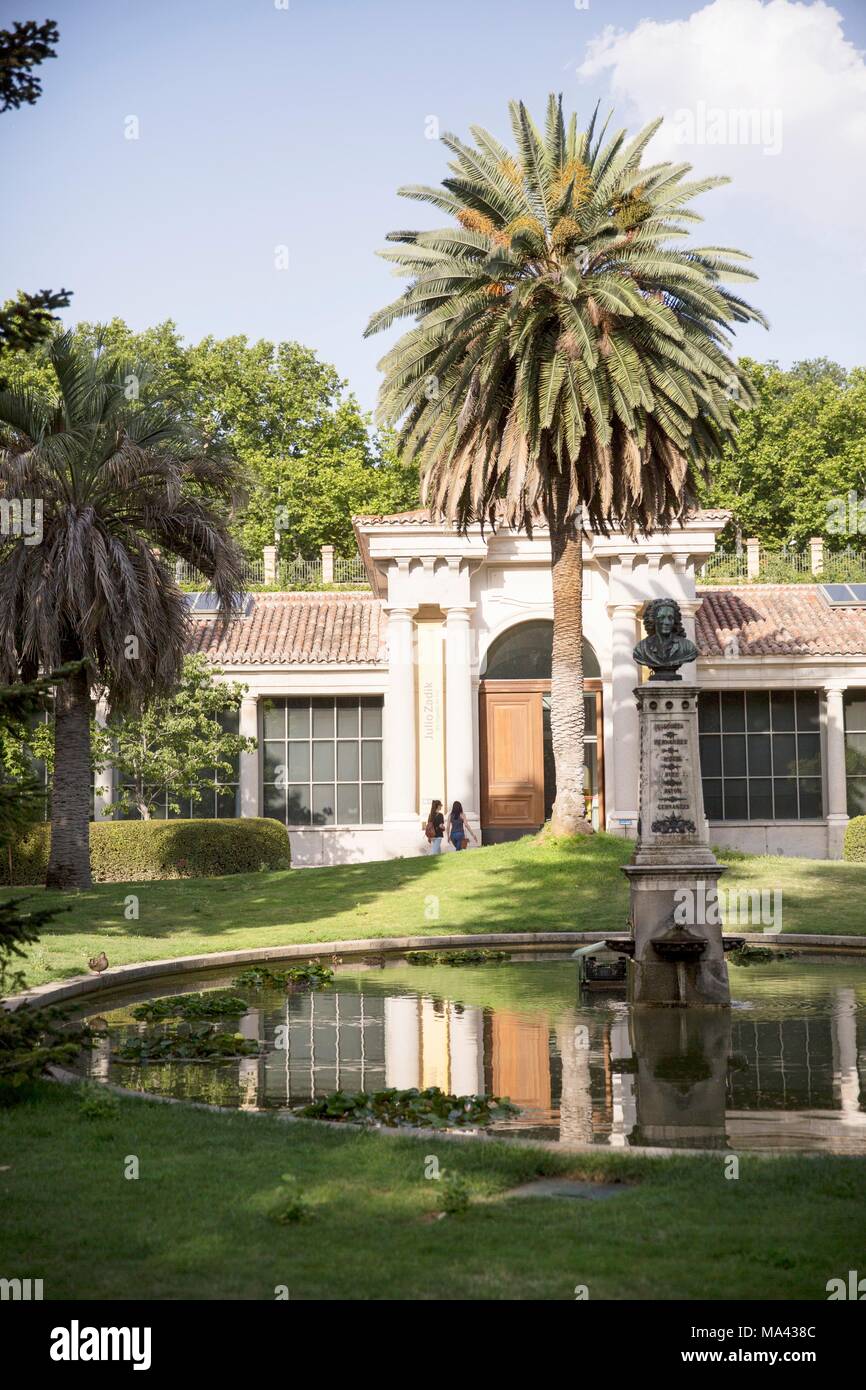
top-left (556, 1010), bottom-right (593, 1146)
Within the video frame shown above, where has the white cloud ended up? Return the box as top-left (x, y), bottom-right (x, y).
top-left (577, 0), bottom-right (866, 233)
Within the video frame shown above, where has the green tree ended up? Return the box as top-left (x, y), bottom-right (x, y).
top-left (366, 95), bottom-right (763, 833)
top-left (2, 320), bottom-right (419, 556)
top-left (700, 359), bottom-right (866, 548)
top-left (104, 655), bottom-right (254, 820)
top-left (0, 330), bottom-right (245, 889)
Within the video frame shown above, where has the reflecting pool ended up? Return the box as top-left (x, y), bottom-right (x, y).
top-left (78, 953), bottom-right (866, 1154)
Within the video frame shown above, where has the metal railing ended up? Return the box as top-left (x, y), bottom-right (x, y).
top-left (757, 549), bottom-right (813, 582)
top-left (334, 555), bottom-right (368, 584)
top-left (697, 552), bottom-right (749, 582)
top-left (821, 546), bottom-right (866, 582)
top-left (173, 558), bottom-right (264, 587)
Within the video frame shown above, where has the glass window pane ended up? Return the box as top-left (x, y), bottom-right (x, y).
top-left (336, 700), bottom-right (359, 737)
top-left (847, 778), bottom-right (866, 816)
top-left (312, 784), bottom-right (335, 826)
top-left (724, 778), bottom-right (748, 819)
top-left (844, 690), bottom-right (866, 732)
top-left (312, 700), bottom-right (334, 737)
top-left (262, 699), bottom-right (286, 740)
top-left (264, 783), bottom-right (288, 822)
top-left (288, 743), bottom-right (310, 781)
top-left (287, 701), bottom-right (310, 739)
top-left (746, 691), bottom-right (771, 732)
top-left (847, 732), bottom-right (866, 775)
top-left (216, 787), bottom-right (239, 818)
top-left (312, 741), bottom-right (335, 781)
top-left (722, 734), bottom-right (746, 776)
top-left (337, 742), bottom-right (359, 781)
top-left (584, 696), bottom-right (597, 736)
top-left (361, 699), bottom-right (383, 737)
top-left (362, 783), bottom-right (383, 824)
top-left (191, 793), bottom-right (214, 819)
top-left (721, 691), bottom-right (745, 732)
top-left (771, 691), bottom-right (796, 730)
top-left (773, 777), bottom-right (798, 818)
top-left (263, 742), bottom-right (286, 780)
top-left (748, 733), bottom-right (771, 776)
top-left (361, 740), bottom-right (382, 781)
top-left (797, 732), bottom-right (821, 776)
top-left (287, 784), bottom-right (311, 825)
top-left (796, 692), bottom-right (819, 731)
top-left (748, 778), bottom-right (773, 819)
top-left (699, 736), bottom-right (722, 777)
top-left (798, 778), bottom-right (823, 819)
top-left (699, 693), bottom-right (721, 733)
top-left (337, 784), bottom-right (361, 824)
top-left (703, 779), bottom-right (723, 819)
top-left (772, 733), bottom-right (797, 778)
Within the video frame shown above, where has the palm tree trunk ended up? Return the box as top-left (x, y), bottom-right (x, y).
top-left (46, 666), bottom-right (93, 889)
top-left (549, 522), bottom-right (593, 837)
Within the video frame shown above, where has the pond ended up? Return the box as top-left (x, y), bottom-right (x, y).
top-left (76, 953), bottom-right (866, 1154)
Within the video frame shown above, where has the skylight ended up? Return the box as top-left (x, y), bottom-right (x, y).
top-left (819, 583), bottom-right (866, 607)
top-left (182, 591), bottom-right (253, 617)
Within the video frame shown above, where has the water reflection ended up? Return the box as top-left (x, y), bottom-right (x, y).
top-left (80, 959), bottom-right (866, 1154)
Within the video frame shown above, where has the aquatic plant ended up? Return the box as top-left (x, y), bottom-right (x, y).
top-left (297, 1086), bottom-right (519, 1128)
top-left (232, 962), bottom-right (333, 990)
top-left (115, 1023), bottom-right (263, 1064)
top-left (404, 948), bottom-right (509, 967)
top-left (131, 990), bottom-right (249, 1022)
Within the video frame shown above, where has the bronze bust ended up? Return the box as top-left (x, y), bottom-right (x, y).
top-left (633, 597), bottom-right (697, 681)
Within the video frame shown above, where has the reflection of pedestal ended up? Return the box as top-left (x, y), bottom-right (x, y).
top-left (623, 683), bottom-right (730, 1006)
top-left (630, 1008), bottom-right (731, 1148)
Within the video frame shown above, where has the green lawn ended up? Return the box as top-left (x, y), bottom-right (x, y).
top-left (6, 832), bottom-right (865, 990)
top-left (2, 1081), bottom-right (864, 1300)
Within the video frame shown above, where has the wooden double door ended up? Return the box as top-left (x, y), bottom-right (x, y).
top-left (479, 679), bottom-right (603, 839)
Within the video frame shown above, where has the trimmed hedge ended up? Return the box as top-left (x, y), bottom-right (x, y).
top-left (843, 816), bottom-right (866, 862)
top-left (0, 818), bottom-right (291, 885)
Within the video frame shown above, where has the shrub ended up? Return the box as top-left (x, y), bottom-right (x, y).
top-left (0, 817), bottom-right (291, 884)
top-left (843, 816), bottom-right (866, 862)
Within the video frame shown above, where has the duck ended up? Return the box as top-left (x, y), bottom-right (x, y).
top-left (88, 952), bottom-right (109, 974)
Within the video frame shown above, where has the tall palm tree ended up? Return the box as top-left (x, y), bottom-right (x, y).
top-left (366, 96), bottom-right (765, 835)
top-left (0, 330), bottom-right (245, 888)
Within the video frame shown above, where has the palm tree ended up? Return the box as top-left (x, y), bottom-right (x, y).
top-left (366, 95), bottom-right (765, 835)
top-left (0, 330), bottom-right (245, 888)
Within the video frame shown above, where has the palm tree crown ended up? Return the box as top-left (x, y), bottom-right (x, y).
top-left (366, 95), bottom-right (766, 535)
top-left (0, 330), bottom-right (246, 886)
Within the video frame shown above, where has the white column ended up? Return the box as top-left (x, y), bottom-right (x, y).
top-left (93, 697), bottom-right (113, 821)
top-left (383, 605), bottom-right (418, 832)
top-left (609, 602), bottom-right (640, 835)
top-left (825, 683), bottom-right (848, 858)
top-left (445, 604), bottom-right (475, 815)
top-left (678, 598), bottom-right (700, 685)
top-left (239, 695), bottom-right (259, 817)
top-left (321, 544), bottom-right (334, 583)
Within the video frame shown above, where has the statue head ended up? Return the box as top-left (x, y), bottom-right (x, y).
top-left (642, 597), bottom-right (685, 641)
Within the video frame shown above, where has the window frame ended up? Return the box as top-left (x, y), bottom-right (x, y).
top-left (699, 688), bottom-right (824, 823)
top-left (261, 695), bottom-right (385, 829)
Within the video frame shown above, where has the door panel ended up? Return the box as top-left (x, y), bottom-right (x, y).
top-left (481, 690), bottom-right (544, 828)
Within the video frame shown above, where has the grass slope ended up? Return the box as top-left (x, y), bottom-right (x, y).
top-left (4, 833), bottom-right (863, 990)
top-left (2, 1082), bottom-right (864, 1301)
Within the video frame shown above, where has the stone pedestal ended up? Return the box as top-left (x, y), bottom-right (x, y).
top-left (629, 1008), bottom-right (731, 1148)
top-left (623, 683), bottom-right (730, 1006)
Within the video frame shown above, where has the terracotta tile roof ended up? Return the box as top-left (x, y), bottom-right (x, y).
top-left (187, 593), bottom-right (387, 667)
top-left (697, 585), bottom-right (866, 658)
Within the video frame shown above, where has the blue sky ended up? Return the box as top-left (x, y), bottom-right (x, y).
top-left (3, 0), bottom-right (866, 412)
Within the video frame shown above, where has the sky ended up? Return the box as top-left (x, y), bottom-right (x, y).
top-left (3, 0), bottom-right (866, 413)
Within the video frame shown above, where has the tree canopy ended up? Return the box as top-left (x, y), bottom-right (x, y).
top-left (699, 358), bottom-right (866, 547)
top-left (1, 319), bottom-right (418, 557)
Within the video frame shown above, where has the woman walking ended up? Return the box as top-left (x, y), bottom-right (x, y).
top-left (447, 801), bottom-right (477, 852)
top-left (425, 800), bottom-right (445, 854)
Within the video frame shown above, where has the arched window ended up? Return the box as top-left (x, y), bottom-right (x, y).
top-left (481, 620), bottom-right (600, 680)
